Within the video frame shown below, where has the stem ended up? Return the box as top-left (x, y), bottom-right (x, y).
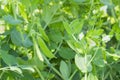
top-left (87, 47), bottom-right (99, 65)
top-left (88, 0), bottom-right (94, 18)
top-left (0, 71), bottom-right (4, 79)
top-left (69, 69), bottom-right (78, 80)
top-left (43, 55), bottom-right (64, 79)
top-left (85, 53), bottom-right (87, 80)
top-left (34, 66), bottom-right (45, 80)
top-left (54, 40), bottom-right (63, 55)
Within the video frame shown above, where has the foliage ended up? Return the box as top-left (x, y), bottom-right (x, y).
top-left (0, 0), bottom-right (120, 80)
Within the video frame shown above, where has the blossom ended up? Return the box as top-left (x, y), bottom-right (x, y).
top-left (78, 32), bottom-right (84, 40)
top-left (100, 5), bottom-right (108, 16)
top-left (0, 26), bottom-right (5, 34)
top-left (102, 35), bottom-right (110, 43)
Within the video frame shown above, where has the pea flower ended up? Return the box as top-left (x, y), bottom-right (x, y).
top-left (100, 5), bottom-right (108, 16)
top-left (0, 26), bottom-right (5, 34)
top-left (78, 32), bottom-right (84, 40)
top-left (102, 35), bottom-right (111, 43)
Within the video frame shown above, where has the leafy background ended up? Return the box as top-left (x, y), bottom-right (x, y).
top-left (0, 0), bottom-right (120, 80)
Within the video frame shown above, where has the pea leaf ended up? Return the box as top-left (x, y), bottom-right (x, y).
top-left (10, 28), bottom-right (23, 46)
top-left (59, 47), bottom-right (75, 59)
top-left (0, 50), bottom-right (17, 65)
top-left (73, 0), bottom-right (86, 3)
top-left (48, 29), bottom-right (63, 42)
top-left (88, 73), bottom-right (98, 80)
top-left (23, 34), bottom-right (33, 47)
top-left (3, 15), bottom-right (22, 25)
top-left (63, 21), bottom-right (73, 35)
top-left (60, 61), bottom-right (70, 80)
top-left (75, 54), bottom-right (92, 73)
top-left (70, 19), bottom-right (84, 34)
top-left (93, 48), bottom-right (105, 67)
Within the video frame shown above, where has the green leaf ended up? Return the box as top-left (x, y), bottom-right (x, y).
top-left (93, 48), bottom-right (105, 67)
top-left (93, 59), bottom-right (105, 67)
top-left (3, 15), bottom-right (22, 25)
top-left (88, 73), bottom-right (98, 80)
top-left (10, 28), bottom-right (23, 46)
top-left (70, 19), bottom-right (84, 34)
top-left (73, 0), bottom-right (86, 3)
top-left (59, 47), bottom-right (75, 59)
top-left (75, 54), bottom-right (92, 73)
top-left (87, 29), bottom-right (104, 39)
top-left (60, 61), bottom-right (69, 80)
top-left (63, 21), bottom-right (73, 35)
top-left (37, 36), bottom-right (55, 58)
top-left (100, 0), bottom-right (111, 5)
top-left (0, 50), bottom-right (17, 65)
top-left (42, 4), bottom-right (60, 24)
top-left (48, 29), bottom-right (63, 42)
top-left (23, 34), bottom-right (33, 47)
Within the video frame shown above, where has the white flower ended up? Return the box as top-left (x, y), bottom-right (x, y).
top-left (102, 35), bottom-right (110, 43)
top-left (100, 5), bottom-right (108, 16)
top-left (89, 39), bottom-right (96, 47)
top-left (0, 26), bottom-right (5, 34)
top-left (78, 32), bottom-right (84, 40)
top-left (92, 9), bottom-right (98, 14)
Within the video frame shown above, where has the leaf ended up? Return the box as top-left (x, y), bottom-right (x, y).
top-left (73, 0), bottom-right (86, 3)
top-left (42, 4), bottom-right (60, 24)
top-left (48, 29), bottom-right (63, 42)
top-left (59, 47), bottom-right (75, 59)
top-left (70, 19), bottom-right (84, 34)
top-left (93, 48), bottom-right (105, 67)
top-left (10, 28), bottom-right (23, 46)
top-left (100, 0), bottom-right (111, 5)
top-left (0, 50), bottom-right (17, 65)
top-left (37, 36), bottom-right (55, 58)
top-left (63, 21), bottom-right (73, 35)
top-left (87, 29), bottom-right (104, 39)
top-left (60, 61), bottom-right (69, 80)
top-left (88, 73), bottom-right (98, 80)
top-left (94, 59), bottom-right (105, 67)
top-left (75, 54), bottom-right (92, 73)
top-left (3, 15), bottom-right (22, 25)
top-left (23, 34), bottom-right (33, 47)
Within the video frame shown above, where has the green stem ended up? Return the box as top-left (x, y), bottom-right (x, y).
top-left (34, 66), bottom-right (45, 80)
top-left (43, 55), bottom-right (64, 79)
top-left (87, 47), bottom-right (99, 65)
top-left (54, 40), bottom-right (63, 55)
top-left (69, 69), bottom-right (78, 80)
top-left (88, 0), bottom-right (94, 18)
top-left (0, 71), bottom-right (4, 79)
top-left (85, 53), bottom-right (87, 80)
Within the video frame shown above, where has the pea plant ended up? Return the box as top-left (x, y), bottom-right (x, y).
top-left (0, 0), bottom-right (120, 80)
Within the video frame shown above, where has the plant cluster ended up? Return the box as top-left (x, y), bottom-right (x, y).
top-left (0, 0), bottom-right (120, 80)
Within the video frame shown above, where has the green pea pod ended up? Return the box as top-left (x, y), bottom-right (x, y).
top-left (37, 36), bottom-right (55, 58)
